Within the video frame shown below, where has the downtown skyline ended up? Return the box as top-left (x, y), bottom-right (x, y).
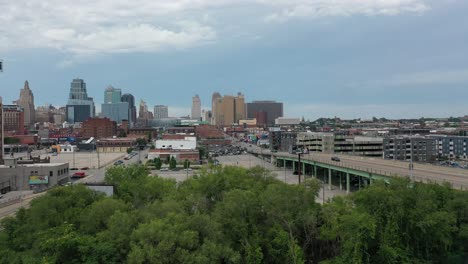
top-left (1, 0), bottom-right (468, 119)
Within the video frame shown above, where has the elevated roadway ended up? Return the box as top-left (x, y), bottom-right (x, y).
top-left (243, 144), bottom-right (468, 191)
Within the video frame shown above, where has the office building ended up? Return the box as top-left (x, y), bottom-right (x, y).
top-left (191, 95), bottom-right (202, 120)
top-left (121, 93), bottom-right (136, 126)
top-left (104, 86), bottom-right (122, 103)
top-left (247, 100), bottom-right (283, 125)
top-left (383, 136), bottom-right (436, 162)
top-left (101, 102), bottom-right (129, 124)
top-left (82, 117), bottom-right (117, 139)
top-left (66, 105), bottom-right (92, 124)
top-left (66, 79), bottom-right (95, 123)
top-left (35, 104), bottom-right (53, 124)
top-left (138, 100), bottom-right (153, 120)
top-left (427, 135), bottom-right (468, 160)
top-left (211, 92), bottom-right (222, 125)
top-left (212, 92), bottom-right (246, 126)
top-left (0, 159), bottom-right (69, 192)
top-left (17, 80), bottom-right (35, 128)
top-left (202, 110), bottom-right (212, 123)
top-left (2, 105), bottom-right (24, 134)
top-left (154, 105), bottom-right (169, 119)
top-left (296, 132), bottom-right (383, 157)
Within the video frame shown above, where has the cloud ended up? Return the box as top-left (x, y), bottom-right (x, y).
top-left (0, 0), bottom-right (430, 56)
top-left (263, 0), bottom-right (429, 22)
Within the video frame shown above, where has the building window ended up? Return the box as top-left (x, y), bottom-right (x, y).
top-left (49, 171), bottom-right (53, 177)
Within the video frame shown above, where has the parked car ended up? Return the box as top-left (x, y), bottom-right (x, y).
top-left (114, 160), bottom-right (124, 166)
top-left (80, 167), bottom-right (89, 170)
top-left (71, 172), bottom-right (86, 178)
top-left (331, 156), bottom-right (341, 162)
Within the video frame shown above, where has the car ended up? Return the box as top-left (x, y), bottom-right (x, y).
top-left (160, 168), bottom-right (169, 171)
top-left (331, 156), bottom-right (341, 162)
top-left (51, 152), bottom-right (58, 156)
top-left (114, 160), bottom-right (124, 166)
top-left (80, 167), bottom-right (89, 170)
top-left (71, 172), bottom-right (86, 178)
top-left (70, 167), bottom-right (78, 170)
top-left (0, 195), bottom-right (3, 199)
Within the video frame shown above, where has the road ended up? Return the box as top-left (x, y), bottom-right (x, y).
top-left (0, 150), bottom-right (147, 219)
top-left (241, 143), bottom-right (468, 190)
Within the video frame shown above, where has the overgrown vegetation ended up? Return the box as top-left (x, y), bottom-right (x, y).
top-left (1, 165), bottom-right (467, 263)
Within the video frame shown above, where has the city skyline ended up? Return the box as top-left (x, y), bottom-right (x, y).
top-left (1, 1), bottom-right (468, 119)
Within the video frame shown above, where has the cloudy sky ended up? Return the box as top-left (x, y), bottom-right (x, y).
top-left (1, 0), bottom-right (467, 119)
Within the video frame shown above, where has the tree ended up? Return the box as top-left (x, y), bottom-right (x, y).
top-left (127, 148), bottom-right (134, 154)
top-left (169, 156), bottom-right (177, 170)
top-left (183, 160), bottom-right (191, 169)
top-left (154, 158), bottom-right (162, 170)
top-left (147, 132), bottom-right (152, 142)
top-left (136, 138), bottom-right (147, 148)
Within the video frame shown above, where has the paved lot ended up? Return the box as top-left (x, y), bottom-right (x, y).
top-left (50, 152), bottom-right (124, 169)
top-left (151, 170), bottom-right (196, 182)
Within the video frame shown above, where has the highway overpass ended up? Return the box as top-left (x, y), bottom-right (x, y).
top-left (244, 144), bottom-right (468, 192)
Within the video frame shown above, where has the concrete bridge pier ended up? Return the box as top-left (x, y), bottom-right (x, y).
top-left (339, 172), bottom-right (342, 190)
top-left (346, 172), bottom-right (350, 194)
top-left (328, 168), bottom-right (332, 190)
top-left (271, 155), bottom-right (277, 166)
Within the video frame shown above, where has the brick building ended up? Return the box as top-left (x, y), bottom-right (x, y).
top-left (82, 117), bottom-right (117, 139)
top-left (3, 105), bottom-right (25, 134)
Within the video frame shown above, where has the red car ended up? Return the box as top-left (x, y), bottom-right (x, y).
top-left (71, 172), bottom-right (86, 178)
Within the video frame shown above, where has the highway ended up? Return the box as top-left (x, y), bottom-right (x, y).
top-left (242, 143), bottom-right (468, 190)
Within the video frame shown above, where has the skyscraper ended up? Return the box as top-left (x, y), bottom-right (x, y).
top-left (191, 95), bottom-right (202, 120)
top-left (17, 80), bottom-right (35, 128)
top-left (121, 93), bottom-right (136, 126)
top-left (102, 86), bottom-right (128, 124)
top-left (104, 86), bottom-right (122, 103)
top-left (154, 105), bottom-right (169, 119)
top-left (212, 92), bottom-right (246, 126)
top-left (66, 79), bottom-right (95, 123)
top-left (246, 100), bottom-right (283, 125)
top-left (139, 100), bottom-right (148, 119)
top-left (211, 92), bottom-right (222, 125)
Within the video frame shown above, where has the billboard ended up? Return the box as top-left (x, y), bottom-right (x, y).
top-left (29, 176), bottom-right (49, 185)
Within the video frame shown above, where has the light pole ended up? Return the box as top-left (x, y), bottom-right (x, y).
top-left (96, 140), bottom-right (100, 169)
top-left (297, 152), bottom-right (303, 184)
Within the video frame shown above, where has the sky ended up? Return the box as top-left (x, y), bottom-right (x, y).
top-left (1, 0), bottom-right (468, 120)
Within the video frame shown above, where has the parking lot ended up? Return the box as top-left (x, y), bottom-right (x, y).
top-left (50, 152), bottom-right (124, 169)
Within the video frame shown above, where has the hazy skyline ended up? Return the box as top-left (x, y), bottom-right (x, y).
top-left (1, 0), bottom-right (467, 119)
